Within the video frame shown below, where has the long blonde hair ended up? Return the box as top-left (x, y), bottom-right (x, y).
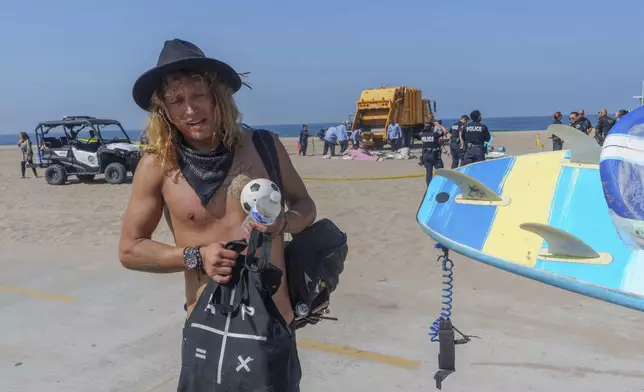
top-left (144, 71), bottom-right (242, 172)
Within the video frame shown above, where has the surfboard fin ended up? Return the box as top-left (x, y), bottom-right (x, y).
top-left (547, 124), bottom-right (600, 165)
top-left (435, 169), bottom-right (510, 206)
top-left (519, 222), bottom-right (613, 264)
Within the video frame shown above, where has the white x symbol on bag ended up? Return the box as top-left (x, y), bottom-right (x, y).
top-left (236, 355), bottom-right (253, 372)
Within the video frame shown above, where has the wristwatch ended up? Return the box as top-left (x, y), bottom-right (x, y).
top-left (183, 246), bottom-right (205, 276)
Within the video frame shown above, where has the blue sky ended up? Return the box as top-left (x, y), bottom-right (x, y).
top-left (1, 0), bottom-right (643, 133)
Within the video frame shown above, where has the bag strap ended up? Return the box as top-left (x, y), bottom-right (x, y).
top-left (251, 129), bottom-right (284, 207)
top-left (208, 231), bottom-right (276, 314)
top-left (209, 262), bottom-right (247, 315)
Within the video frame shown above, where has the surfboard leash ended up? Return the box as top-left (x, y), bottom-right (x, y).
top-left (430, 243), bottom-right (480, 390)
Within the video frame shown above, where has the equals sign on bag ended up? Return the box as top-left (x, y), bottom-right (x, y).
top-left (195, 348), bottom-right (207, 360)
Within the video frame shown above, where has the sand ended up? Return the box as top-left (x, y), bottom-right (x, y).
top-left (2, 131), bottom-right (644, 392)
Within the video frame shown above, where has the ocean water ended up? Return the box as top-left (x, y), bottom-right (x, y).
top-left (0, 115), bottom-right (600, 146)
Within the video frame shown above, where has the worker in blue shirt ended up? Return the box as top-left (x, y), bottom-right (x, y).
top-left (336, 121), bottom-right (350, 153)
top-left (323, 126), bottom-right (337, 156)
top-left (387, 120), bottom-right (402, 150)
top-left (351, 128), bottom-right (361, 149)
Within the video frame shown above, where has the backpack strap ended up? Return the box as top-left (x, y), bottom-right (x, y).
top-left (252, 129), bottom-right (284, 207)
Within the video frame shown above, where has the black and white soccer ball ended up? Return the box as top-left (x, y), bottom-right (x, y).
top-left (240, 178), bottom-right (281, 214)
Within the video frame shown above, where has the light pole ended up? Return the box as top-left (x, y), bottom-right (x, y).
top-left (633, 80), bottom-right (644, 107)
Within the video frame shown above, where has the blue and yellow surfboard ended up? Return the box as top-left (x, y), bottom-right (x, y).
top-left (416, 149), bottom-right (644, 312)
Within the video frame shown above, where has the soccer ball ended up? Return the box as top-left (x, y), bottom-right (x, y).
top-left (240, 178), bottom-right (281, 214)
top-left (600, 106), bottom-right (644, 250)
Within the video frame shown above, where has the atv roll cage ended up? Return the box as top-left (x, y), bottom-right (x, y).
top-left (34, 116), bottom-right (131, 150)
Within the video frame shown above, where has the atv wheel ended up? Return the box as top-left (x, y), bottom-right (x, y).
top-left (45, 165), bottom-right (67, 185)
top-left (77, 174), bottom-right (95, 183)
top-left (104, 162), bottom-right (127, 184)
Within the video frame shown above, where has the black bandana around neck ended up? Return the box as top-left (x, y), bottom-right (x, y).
top-left (175, 134), bottom-right (235, 207)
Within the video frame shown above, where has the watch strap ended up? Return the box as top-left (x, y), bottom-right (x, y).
top-left (183, 246), bottom-right (205, 276)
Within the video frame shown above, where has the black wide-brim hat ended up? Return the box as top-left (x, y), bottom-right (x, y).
top-left (132, 39), bottom-right (242, 111)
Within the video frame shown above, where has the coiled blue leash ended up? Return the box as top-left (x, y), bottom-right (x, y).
top-left (429, 243), bottom-right (454, 342)
top-left (429, 243), bottom-right (479, 390)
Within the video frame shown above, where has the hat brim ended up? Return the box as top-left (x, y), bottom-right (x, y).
top-left (132, 57), bottom-right (242, 111)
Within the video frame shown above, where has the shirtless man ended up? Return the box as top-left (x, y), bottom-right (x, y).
top-left (118, 39), bottom-right (316, 328)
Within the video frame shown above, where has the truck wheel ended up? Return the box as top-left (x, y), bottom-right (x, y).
top-left (45, 165), bottom-right (67, 185)
top-left (104, 162), bottom-right (127, 184)
top-left (77, 174), bottom-right (96, 183)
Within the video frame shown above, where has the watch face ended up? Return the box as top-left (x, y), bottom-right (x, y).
top-left (184, 247), bottom-right (199, 269)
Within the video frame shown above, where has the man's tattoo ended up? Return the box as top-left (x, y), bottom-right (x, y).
top-left (134, 264), bottom-right (186, 274)
top-left (227, 173), bottom-right (252, 200)
top-left (219, 162), bottom-right (253, 199)
top-left (135, 264), bottom-right (166, 272)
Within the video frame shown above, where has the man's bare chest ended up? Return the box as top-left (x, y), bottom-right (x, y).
top-left (161, 149), bottom-right (270, 232)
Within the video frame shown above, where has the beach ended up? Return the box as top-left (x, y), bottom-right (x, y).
top-left (2, 130), bottom-right (644, 392)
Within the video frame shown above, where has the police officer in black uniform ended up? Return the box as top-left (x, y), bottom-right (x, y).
top-left (578, 109), bottom-right (593, 133)
top-left (594, 108), bottom-right (615, 146)
top-left (550, 111), bottom-right (564, 150)
top-left (569, 112), bottom-right (589, 134)
top-left (616, 109), bottom-right (629, 122)
top-left (461, 110), bottom-right (491, 166)
top-left (419, 120), bottom-right (448, 185)
top-left (449, 115), bottom-right (469, 168)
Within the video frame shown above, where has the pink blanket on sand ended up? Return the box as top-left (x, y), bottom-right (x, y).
top-left (350, 149), bottom-right (380, 161)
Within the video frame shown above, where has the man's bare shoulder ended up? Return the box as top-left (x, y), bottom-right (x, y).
top-left (234, 131), bottom-right (267, 167)
top-left (237, 129), bottom-right (286, 158)
top-left (237, 131), bottom-right (254, 151)
top-left (133, 153), bottom-right (166, 190)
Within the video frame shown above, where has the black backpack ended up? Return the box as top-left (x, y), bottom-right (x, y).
top-left (251, 129), bottom-right (348, 330)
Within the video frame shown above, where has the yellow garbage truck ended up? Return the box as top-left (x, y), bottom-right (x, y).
top-left (350, 86), bottom-right (436, 149)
